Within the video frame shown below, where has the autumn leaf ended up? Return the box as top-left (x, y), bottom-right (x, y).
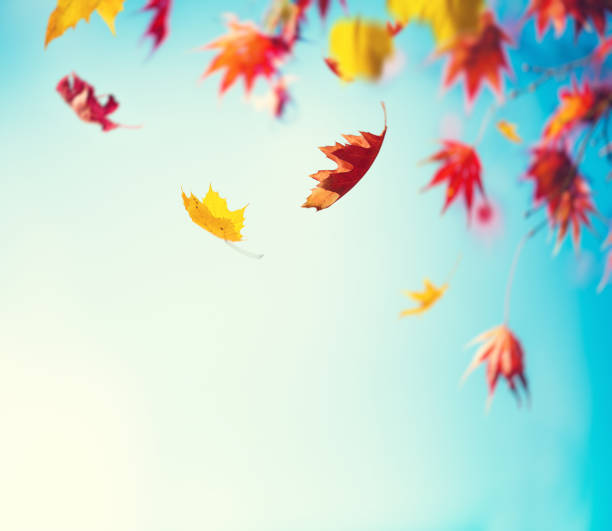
top-left (463, 325), bottom-right (528, 408)
top-left (497, 121), bottom-right (522, 143)
top-left (400, 279), bottom-right (447, 317)
top-left (182, 185), bottom-right (247, 242)
top-left (548, 176), bottom-right (596, 253)
top-left (141, 0), bottom-right (172, 53)
top-left (387, 0), bottom-right (484, 45)
top-left (439, 11), bottom-right (512, 105)
top-left (57, 73), bottom-right (131, 132)
top-left (303, 103), bottom-right (388, 211)
top-left (45, 0), bottom-right (124, 48)
top-left (327, 18), bottom-right (395, 82)
top-left (526, 147), bottom-right (596, 252)
top-left (423, 140), bottom-right (484, 219)
top-left (544, 80), bottom-right (612, 141)
top-left (526, 0), bottom-right (611, 38)
top-left (314, 0), bottom-right (348, 19)
top-left (525, 0), bottom-right (569, 38)
top-left (201, 16), bottom-right (290, 95)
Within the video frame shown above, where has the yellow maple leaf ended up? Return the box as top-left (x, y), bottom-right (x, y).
top-left (182, 185), bottom-right (247, 242)
top-left (329, 18), bottom-right (395, 82)
top-left (497, 120), bottom-right (522, 143)
top-left (387, 0), bottom-right (484, 45)
top-left (45, 0), bottom-right (124, 48)
top-left (400, 279), bottom-right (447, 317)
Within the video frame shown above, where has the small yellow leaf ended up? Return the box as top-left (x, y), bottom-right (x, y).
top-left (387, 0), bottom-right (484, 45)
top-left (329, 18), bottom-right (395, 82)
top-left (497, 120), bottom-right (522, 143)
top-left (400, 279), bottom-right (447, 317)
top-left (182, 185), bottom-right (247, 242)
top-left (45, 0), bottom-right (124, 48)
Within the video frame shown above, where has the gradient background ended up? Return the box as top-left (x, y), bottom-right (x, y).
top-left (1, 1), bottom-right (611, 529)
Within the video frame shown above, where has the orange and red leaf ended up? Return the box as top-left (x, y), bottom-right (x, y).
top-left (463, 325), bottom-right (528, 409)
top-left (439, 11), bottom-right (512, 105)
top-left (202, 16), bottom-right (290, 95)
top-left (303, 103), bottom-right (388, 211)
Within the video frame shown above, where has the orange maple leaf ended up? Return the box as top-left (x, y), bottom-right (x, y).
top-left (201, 16), bottom-right (290, 95)
top-left (544, 80), bottom-right (611, 141)
top-left (423, 140), bottom-right (484, 219)
top-left (303, 103), bottom-right (388, 211)
top-left (463, 325), bottom-right (528, 409)
top-left (439, 11), bottom-right (512, 105)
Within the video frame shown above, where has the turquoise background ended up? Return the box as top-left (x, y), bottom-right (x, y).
top-left (0, 1), bottom-right (610, 529)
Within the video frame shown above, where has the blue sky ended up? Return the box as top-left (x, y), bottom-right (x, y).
top-left (0, 1), bottom-right (610, 530)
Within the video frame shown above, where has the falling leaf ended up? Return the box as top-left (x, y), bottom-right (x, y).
top-left (45, 0), bottom-right (124, 47)
top-left (303, 103), bottom-right (388, 211)
top-left (201, 16), bottom-right (290, 95)
top-left (463, 325), bottom-right (528, 409)
top-left (526, 0), bottom-right (610, 38)
top-left (314, 0), bottom-right (347, 19)
top-left (423, 140), bottom-right (484, 219)
top-left (400, 279), bottom-right (447, 317)
top-left (526, 147), bottom-right (596, 252)
top-left (182, 185), bottom-right (246, 242)
top-left (327, 18), bottom-right (395, 82)
top-left (387, 0), bottom-right (484, 45)
top-left (439, 11), bottom-right (512, 105)
top-left (141, 0), bottom-right (172, 53)
top-left (56, 73), bottom-right (130, 132)
top-left (544, 80), bottom-right (611, 141)
top-left (497, 121), bottom-right (522, 143)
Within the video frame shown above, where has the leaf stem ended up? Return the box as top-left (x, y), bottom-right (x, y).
top-left (224, 240), bottom-right (264, 260)
top-left (503, 220), bottom-right (547, 325)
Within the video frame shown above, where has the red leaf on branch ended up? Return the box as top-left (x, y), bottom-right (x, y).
top-left (303, 103), bottom-right (387, 210)
top-left (463, 325), bottom-right (528, 409)
top-left (526, 147), bottom-right (596, 252)
top-left (423, 140), bottom-right (484, 219)
top-left (548, 176), bottom-right (596, 252)
top-left (201, 16), bottom-right (290, 95)
top-left (439, 11), bottom-right (512, 105)
top-left (526, 0), bottom-right (611, 38)
top-left (544, 80), bottom-right (612, 141)
top-left (141, 0), bottom-right (172, 53)
top-left (57, 73), bottom-right (126, 132)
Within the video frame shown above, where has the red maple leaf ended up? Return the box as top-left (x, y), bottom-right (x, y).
top-left (303, 103), bottom-right (387, 210)
top-left (440, 11), bottom-right (512, 105)
top-left (56, 73), bottom-right (127, 132)
top-left (526, 0), bottom-right (611, 38)
top-left (298, 0), bottom-right (348, 19)
top-left (526, 0), bottom-right (569, 38)
top-left (423, 140), bottom-right (484, 219)
top-left (463, 325), bottom-right (528, 409)
top-left (544, 80), bottom-right (612, 141)
top-left (548, 175), bottom-right (596, 252)
top-left (202, 16), bottom-right (290, 95)
top-left (271, 77), bottom-right (291, 118)
top-left (526, 147), bottom-right (596, 252)
top-left (141, 0), bottom-right (172, 53)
